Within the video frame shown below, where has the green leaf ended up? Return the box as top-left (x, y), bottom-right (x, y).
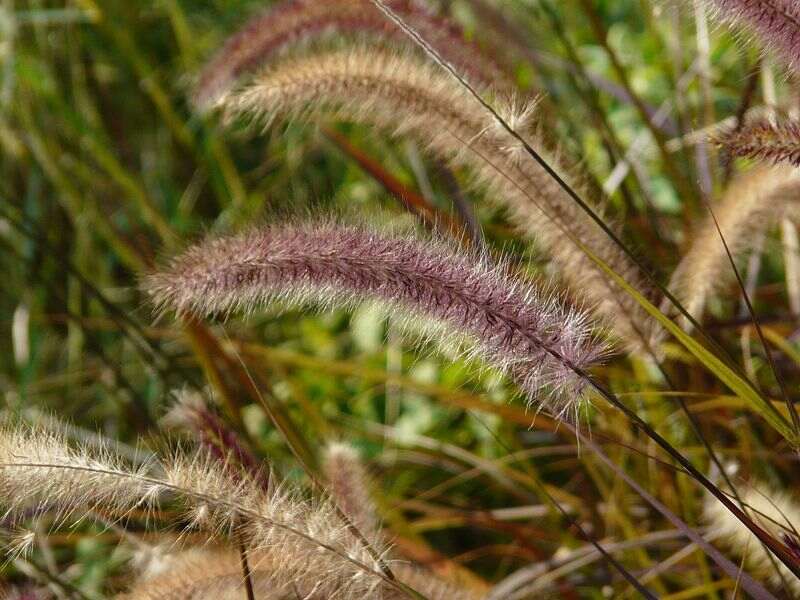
top-left (584, 243), bottom-right (799, 445)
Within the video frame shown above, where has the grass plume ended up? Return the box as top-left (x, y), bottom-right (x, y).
top-left (700, 0), bottom-right (800, 73)
top-left (323, 443), bottom-right (379, 541)
top-left (121, 546), bottom-right (479, 599)
top-left (319, 444), bottom-right (482, 600)
top-left (704, 479), bottom-right (800, 596)
top-left (666, 164), bottom-right (800, 326)
top-left (145, 221), bottom-right (606, 420)
top-left (193, 0), bottom-right (507, 111)
top-left (220, 47), bottom-right (658, 353)
top-left (120, 443), bottom-right (478, 600)
top-left (163, 389), bottom-right (269, 490)
top-left (712, 116), bottom-right (800, 167)
top-left (0, 423), bottom-right (397, 599)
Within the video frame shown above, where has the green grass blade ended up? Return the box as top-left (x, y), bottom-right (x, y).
top-left (584, 243), bottom-right (798, 444)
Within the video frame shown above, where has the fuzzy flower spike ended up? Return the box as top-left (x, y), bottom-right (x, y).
top-left (711, 116), bottom-right (800, 168)
top-left (704, 479), bottom-right (800, 596)
top-left (700, 0), bottom-right (800, 74)
top-left (145, 222), bottom-right (607, 420)
top-left (193, 0), bottom-right (507, 111)
top-left (666, 164), bottom-right (800, 327)
top-left (0, 423), bottom-right (395, 599)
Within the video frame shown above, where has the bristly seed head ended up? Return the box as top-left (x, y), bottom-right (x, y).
top-left (145, 221), bottom-right (607, 421)
top-left (700, 0), bottom-right (800, 73)
top-left (0, 422), bottom-right (394, 599)
top-left (665, 164), bottom-right (800, 327)
top-left (193, 0), bottom-right (508, 111)
top-left (711, 116), bottom-right (800, 167)
top-left (704, 479), bottom-right (800, 596)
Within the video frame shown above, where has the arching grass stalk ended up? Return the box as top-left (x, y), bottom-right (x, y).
top-left (146, 222), bottom-right (607, 420)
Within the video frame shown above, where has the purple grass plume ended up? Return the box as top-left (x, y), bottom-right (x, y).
top-left (219, 46), bottom-right (659, 354)
top-left (702, 0), bottom-right (800, 73)
top-left (711, 116), bottom-right (800, 167)
top-left (145, 222), bottom-right (607, 421)
top-left (163, 389), bottom-right (270, 491)
top-left (323, 443), bottom-right (379, 541)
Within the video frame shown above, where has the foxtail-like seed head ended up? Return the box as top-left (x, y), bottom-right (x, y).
top-left (666, 164), bottom-right (800, 327)
top-left (193, 0), bottom-right (508, 111)
top-left (145, 221), bottom-right (607, 421)
top-left (163, 389), bottom-right (269, 490)
top-left (700, 0), bottom-right (800, 73)
top-left (323, 443), bottom-right (379, 541)
top-left (704, 479), bottom-right (800, 596)
top-left (0, 423), bottom-right (393, 599)
top-left (712, 117), bottom-right (800, 167)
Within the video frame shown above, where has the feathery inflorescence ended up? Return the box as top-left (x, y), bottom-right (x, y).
top-left (323, 443), bottom-right (379, 540)
top-left (122, 444), bottom-right (481, 600)
top-left (700, 0), bottom-right (800, 73)
top-left (163, 389), bottom-right (269, 490)
top-left (220, 47), bottom-right (658, 353)
top-left (118, 548), bottom-right (412, 600)
top-left (666, 164), bottom-right (800, 327)
top-left (119, 548), bottom-right (267, 600)
top-left (0, 423), bottom-right (155, 523)
top-left (120, 546), bottom-right (481, 600)
top-left (145, 221), bottom-right (606, 420)
top-left (0, 424), bottom-right (394, 599)
top-left (704, 480), bottom-right (800, 596)
top-left (193, 0), bottom-right (507, 111)
top-left (320, 443), bottom-right (484, 600)
top-left (0, 587), bottom-right (48, 600)
top-left (712, 116), bottom-right (800, 167)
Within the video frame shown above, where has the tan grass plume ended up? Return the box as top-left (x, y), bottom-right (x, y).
top-left (0, 423), bottom-right (397, 599)
top-left (120, 546), bottom-right (481, 600)
top-left (704, 479), bottom-right (800, 596)
top-left (194, 0), bottom-right (508, 111)
top-left (667, 164), bottom-right (800, 327)
top-left (121, 444), bottom-right (482, 599)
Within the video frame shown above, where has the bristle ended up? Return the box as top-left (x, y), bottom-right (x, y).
top-left (193, 0), bottom-right (507, 111)
top-left (220, 47), bottom-right (658, 354)
top-left (163, 389), bottom-right (269, 490)
top-left (704, 480), bottom-right (800, 595)
top-left (323, 443), bottom-right (379, 540)
top-left (145, 221), bottom-right (607, 420)
top-left (700, 0), bottom-right (800, 73)
top-left (712, 117), bottom-right (800, 167)
top-left (666, 164), bottom-right (800, 326)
